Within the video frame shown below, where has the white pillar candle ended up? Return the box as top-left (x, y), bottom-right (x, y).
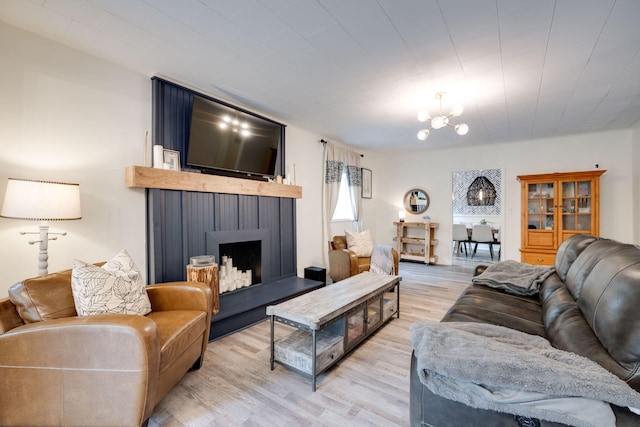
top-left (153, 145), bottom-right (164, 169)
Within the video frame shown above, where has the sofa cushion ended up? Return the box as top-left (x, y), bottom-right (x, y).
top-left (576, 241), bottom-right (640, 367)
top-left (145, 310), bottom-right (208, 373)
top-left (564, 238), bottom-right (619, 300)
top-left (71, 250), bottom-right (151, 316)
top-left (442, 284), bottom-right (547, 338)
top-left (8, 268), bottom-right (78, 323)
top-left (345, 229), bottom-right (374, 257)
top-left (554, 234), bottom-right (598, 283)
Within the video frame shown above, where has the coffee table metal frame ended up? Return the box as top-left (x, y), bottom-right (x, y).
top-left (267, 272), bottom-right (401, 391)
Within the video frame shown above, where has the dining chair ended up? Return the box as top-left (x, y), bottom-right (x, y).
top-left (493, 227), bottom-right (501, 259)
top-left (452, 223), bottom-right (469, 257)
top-left (471, 224), bottom-right (495, 260)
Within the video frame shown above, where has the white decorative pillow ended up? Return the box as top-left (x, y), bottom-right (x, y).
top-left (345, 229), bottom-right (374, 257)
top-left (71, 249), bottom-right (152, 316)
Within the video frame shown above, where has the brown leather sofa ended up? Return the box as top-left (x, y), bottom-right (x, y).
top-left (0, 266), bottom-right (213, 427)
top-left (328, 235), bottom-right (399, 282)
top-left (410, 234), bottom-right (640, 426)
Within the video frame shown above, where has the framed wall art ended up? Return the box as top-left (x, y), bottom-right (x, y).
top-left (362, 168), bottom-right (372, 199)
top-left (163, 149), bottom-right (181, 171)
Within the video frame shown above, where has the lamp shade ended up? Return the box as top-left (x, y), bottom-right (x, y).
top-left (1, 178), bottom-right (81, 221)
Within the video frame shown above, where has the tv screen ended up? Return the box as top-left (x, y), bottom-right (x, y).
top-left (187, 95), bottom-right (282, 178)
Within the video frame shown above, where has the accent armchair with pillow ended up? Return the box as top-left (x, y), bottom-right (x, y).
top-left (0, 251), bottom-right (213, 427)
top-left (328, 230), bottom-right (399, 282)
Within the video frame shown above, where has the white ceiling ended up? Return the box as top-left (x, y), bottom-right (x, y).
top-left (2, 0), bottom-right (640, 151)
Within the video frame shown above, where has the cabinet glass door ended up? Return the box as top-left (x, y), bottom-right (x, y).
top-left (527, 183), bottom-right (555, 230)
top-left (562, 181), bottom-right (592, 231)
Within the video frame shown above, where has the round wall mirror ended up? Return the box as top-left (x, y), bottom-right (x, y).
top-left (404, 189), bottom-right (430, 214)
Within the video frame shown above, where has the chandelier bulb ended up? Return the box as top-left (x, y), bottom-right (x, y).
top-left (417, 129), bottom-right (429, 140)
top-left (455, 123), bottom-right (469, 136)
top-left (451, 104), bottom-right (464, 117)
top-left (417, 110), bottom-right (429, 122)
top-left (431, 116), bottom-right (445, 129)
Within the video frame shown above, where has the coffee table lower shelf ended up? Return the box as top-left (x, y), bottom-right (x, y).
top-left (267, 273), bottom-right (401, 391)
top-left (274, 329), bottom-right (344, 375)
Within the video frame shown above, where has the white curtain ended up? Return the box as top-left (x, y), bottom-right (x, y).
top-left (322, 142), bottom-right (362, 267)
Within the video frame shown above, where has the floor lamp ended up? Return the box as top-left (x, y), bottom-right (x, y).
top-left (1, 178), bottom-right (82, 276)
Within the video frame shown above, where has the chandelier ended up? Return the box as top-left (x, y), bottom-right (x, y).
top-left (417, 92), bottom-right (469, 140)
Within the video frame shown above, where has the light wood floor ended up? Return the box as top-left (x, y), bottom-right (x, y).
top-left (149, 262), bottom-right (473, 427)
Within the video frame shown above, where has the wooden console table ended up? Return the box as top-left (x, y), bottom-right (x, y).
top-left (267, 272), bottom-right (401, 391)
top-left (394, 221), bottom-right (439, 264)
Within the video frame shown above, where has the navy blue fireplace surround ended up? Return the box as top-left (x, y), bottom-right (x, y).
top-left (149, 78), bottom-right (322, 339)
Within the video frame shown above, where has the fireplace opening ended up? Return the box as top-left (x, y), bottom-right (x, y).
top-left (219, 240), bottom-right (262, 293)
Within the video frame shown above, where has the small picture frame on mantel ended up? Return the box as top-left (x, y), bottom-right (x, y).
top-left (362, 168), bottom-right (372, 199)
top-left (163, 149), bottom-right (181, 171)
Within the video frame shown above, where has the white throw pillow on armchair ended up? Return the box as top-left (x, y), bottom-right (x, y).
top-left (345, 229), bottom-right (374, 257)
top-left (71, 249), bottom-right (152, 316)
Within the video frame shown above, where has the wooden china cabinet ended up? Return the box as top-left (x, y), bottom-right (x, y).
top-left (517, 170), bottom-right (605, 266)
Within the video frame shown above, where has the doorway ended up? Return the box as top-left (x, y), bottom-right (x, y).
top-left (451, 168), bottom-right (503, 266)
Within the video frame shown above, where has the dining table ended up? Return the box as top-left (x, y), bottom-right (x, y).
top-left (455, 225), bottom-right (500, 257)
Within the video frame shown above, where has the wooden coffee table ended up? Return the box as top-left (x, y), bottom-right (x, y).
top-left (266, 272), bottom-right (401, 391)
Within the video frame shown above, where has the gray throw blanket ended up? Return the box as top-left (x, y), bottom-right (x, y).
top-left (370, 244), bottom-right (394, 274)
top-left (410, 321), bottom-right (640, 427)
top-left (472, 260), bottom-right (555, 295)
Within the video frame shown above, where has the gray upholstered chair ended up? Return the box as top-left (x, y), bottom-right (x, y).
top-left (471, 224), bottom-right (495, 260)
top-left (452, 223), bottom-right (469, 257)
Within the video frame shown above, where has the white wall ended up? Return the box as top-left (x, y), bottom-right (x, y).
top-left (371, 130), bottom-right (635, 266)
top-left (0, 22), bottom-right (149, 296)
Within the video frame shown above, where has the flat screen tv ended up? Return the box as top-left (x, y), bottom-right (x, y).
top-left (187, 94), bottom-right (283, 179)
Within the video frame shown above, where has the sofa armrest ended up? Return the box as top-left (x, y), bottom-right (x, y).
top-left (0, 314), bottom-right (160, 426)
top-left (392, 248), bottom-right (400, 275)
top-left (147, 282), bottom-right (213, 364)
top-left (328, 248), bottom-right (359, 282)
top-left (0, 297), bottom-right (24, 333)
top-left (147, 281), bottom-right (213, 313)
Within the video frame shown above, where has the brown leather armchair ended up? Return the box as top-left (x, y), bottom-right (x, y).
top-left (0, 266), bottom-right (212, 427)
top-left (328, 235), bottom-right (399, 282)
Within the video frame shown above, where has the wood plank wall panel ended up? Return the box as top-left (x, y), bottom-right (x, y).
top-left (185, 191), bottom-right (216, 264)
top-left (158, 190), bottom-right (185, 282)
top-left (149, 189), bottom-right (163, 283)
top-left (259, 197), bottom-right (282, 280)
top-left (279, 198), bottom-right (296, 275)
top-left (239, 195), bottom-right (259, 230)
top-left (152, 78), bottom-right (193, 154)
top-left (215, 194), bottom-right (239, 232)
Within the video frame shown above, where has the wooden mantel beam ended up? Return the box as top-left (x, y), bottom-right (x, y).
top-left (125, 166), bottom-right (302, 199)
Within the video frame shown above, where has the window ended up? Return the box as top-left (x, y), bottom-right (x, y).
top-left (332, 168), bottom-right (356, 221)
